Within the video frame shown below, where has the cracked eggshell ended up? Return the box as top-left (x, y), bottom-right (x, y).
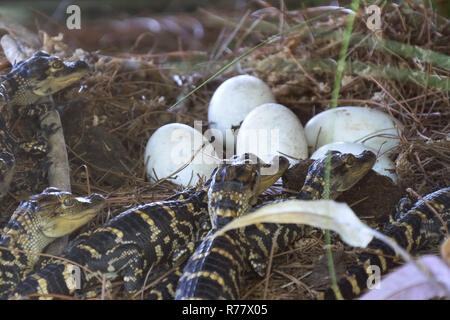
top-left (311, 142), bottom-right (397, 184)
top-left (144, 123), bottom-right (220, 187)
top-left (236, 103), bottom-right (308, 165)
top-left (208, 75), bottom-right (276, 155)
top-left (304, 106), bottom-right (402, 155)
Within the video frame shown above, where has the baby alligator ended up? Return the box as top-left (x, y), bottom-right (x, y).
top-left (145, 154), bottom-right (290, 300)
top-left (10, 153), bottom-right (287, 299)
top-left (174, 150), bottom-right (376, 299)
top-left (0, 187), bottom-right (105, 296)
top-left (8, 185), bottom-right (209, 299)
top-left (318, 187), bottom-right (450, 300)
top-left (0, 51), bottom-right (88, 197)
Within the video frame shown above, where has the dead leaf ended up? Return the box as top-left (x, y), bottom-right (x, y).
top-left (360, 255), bottom-right (450, 300)
top-left (214, 199), bottom-right (374, 247)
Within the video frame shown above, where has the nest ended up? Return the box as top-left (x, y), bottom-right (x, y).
top-left (0, 0), bottom-right (448, 299)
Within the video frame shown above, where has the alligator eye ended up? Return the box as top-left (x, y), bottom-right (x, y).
top-left (63, 197), bottom-right (74, 207)
top-left (51, 60), bottom-right (63, 69)
top-left (345, 154), bottom-right (355, 166)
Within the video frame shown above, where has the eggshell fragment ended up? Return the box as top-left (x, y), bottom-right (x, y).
top-left (236, 103), bottom-right (308, 166)
top-left (311, 142), bottom-right (398, 184)
top-left (208, 75), bottom-right (276, 155)
top-left (304, 106), bottom-right (402, 155)
top-left (144, 123), bottom-right (219, 187)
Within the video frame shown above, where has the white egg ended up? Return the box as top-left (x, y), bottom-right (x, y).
top-left (304, 106), bottom-right (402, 155)
top-left (144, 123), bottom-right (220, 187)
top-left (207, 75), bottom-right (276, 156)
top-left (236, 103), bottom-right (308, 166)
top-left (311, 142), bottom-right (398, 184)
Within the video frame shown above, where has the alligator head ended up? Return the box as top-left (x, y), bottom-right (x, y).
top-left (300, 150), bottom-right (376, 200)
top-left (3, 187), bottom-right (106, 257)
top-left (208, 153), bottom-right (290, 229)
top-left (0, 50), bottom-right (89, 106)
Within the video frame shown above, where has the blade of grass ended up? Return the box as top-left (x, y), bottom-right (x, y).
top-left (330, 0), bottom-right (360, 109)
top-left (323, 150), bottom-right (344, 300)
top-left (327, 0), bottom-right (360, 299)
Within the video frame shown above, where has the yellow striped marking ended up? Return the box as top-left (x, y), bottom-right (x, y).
top-left (155, 245), bottom-right (164, 259)
top-left (187, 271), bottom-right (225, 286)
top-left (255, 223), bottom-right (266, 231)
top-left (163, 235), bottom-right (170, 244)
top-left (167, 283), bottom-right (175, 295)
top-left (348, 274), bottom-right (361, 296)
top-left (313, 177), bottom-right (324, 184)
top-left (300, 185), bottom-right (320, 198)
top-left (31, 274), bottom-right (49, 294)
top-left (211, 247), bottom-right (235, 262)
top-left (217, 208), bottom-right (238, 218)
top-left (429, 200), bottom-right (445, 212)
top-left (134, 210), bottom-right (155, 226)
top-left (77, 244), bottom-right (102, 259)
top-left (391, 221), bottom-right (414, 251)
top-left (102, 227), bottom-right (124, 239)
top-left (151, 290), bottom-right (163, 300)
top-left (223, 233), bottom-right (238, 247)
top-left (191, 251), bottom-right (211, 260)
top-left (371, 250), bottom-right (387, 271)
top-left (409, 209), bottom-right (427, 220)
top-left (186, 202), bottom-right (195, 212)
top-left (161, 206), bottom-right (176, 218)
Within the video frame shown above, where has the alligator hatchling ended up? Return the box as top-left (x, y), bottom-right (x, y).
top-left (8, 153), bottom-right (288, 299)
top-left (318, 187), bottom-right (450, 299)
top-left (0, 50), bottom-right (88, 198)
top-left (174, 150), bottom-right (376, 299)
top-left (0, 187), bottom-right (105, 297)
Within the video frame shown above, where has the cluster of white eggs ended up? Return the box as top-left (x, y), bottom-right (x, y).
top-left (144, 74), bottom-right (401, 187)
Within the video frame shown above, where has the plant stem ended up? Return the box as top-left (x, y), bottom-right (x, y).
top-left (330, 0), bottom-right (360, 109)
top-left (326, 0), bottom-right (360, 299)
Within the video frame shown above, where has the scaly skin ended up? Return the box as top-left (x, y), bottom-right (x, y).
top-left (11, 153), bottom-right (288, 300)
top-left (0, 50), bottom-right (89, 154)
top-left (175, 150), bottom-right (376, 300)
top-left (0, 187), bottom-right (105, 296)
top-left (9, 186), bottom-right (210, 299)
top-left (0, 51), bottom-right (88, 110)
top-left (0, 50), bottom-right (88, 197)
top-left (318, 187), bottom-right (450, 300)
